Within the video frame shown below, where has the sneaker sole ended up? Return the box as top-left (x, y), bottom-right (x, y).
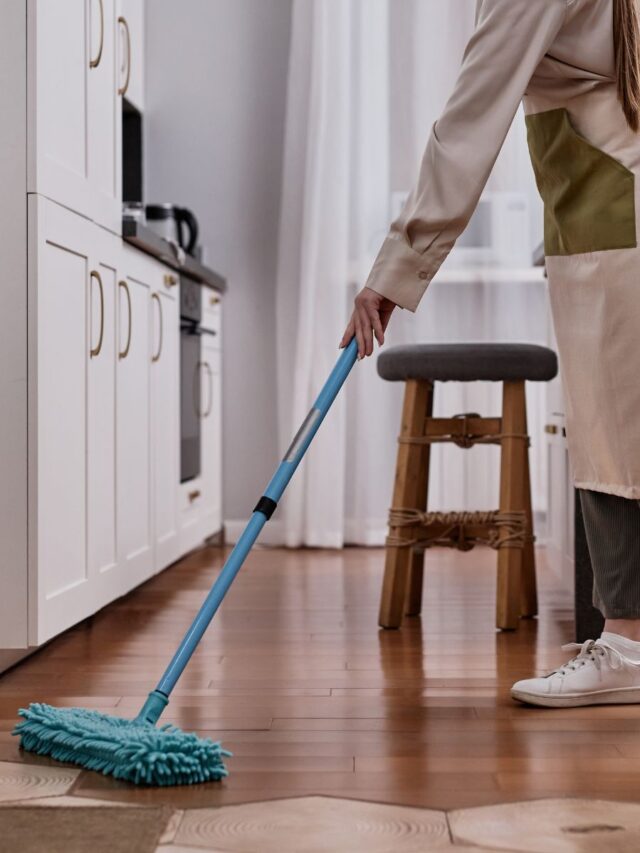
top-left (511, 687), bottom-right (640, 708)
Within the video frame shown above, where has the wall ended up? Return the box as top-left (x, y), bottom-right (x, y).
top-left (145, 0), bottom-right (293, 519)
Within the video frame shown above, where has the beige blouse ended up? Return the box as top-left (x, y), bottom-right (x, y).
top-left (367, 0), bottom-right (640, 498)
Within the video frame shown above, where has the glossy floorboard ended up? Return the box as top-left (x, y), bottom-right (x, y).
top-left (0, 542), bottom-right (636, 817)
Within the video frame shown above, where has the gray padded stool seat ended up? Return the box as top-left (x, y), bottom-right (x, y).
top-left (377, 343), bottom-right (558, 384)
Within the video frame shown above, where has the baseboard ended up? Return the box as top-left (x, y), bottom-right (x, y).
top-left (223, 518), bottom-right (388, 547)
top-left (0, 647), bottom-right (36, 676)
top-left (224, 518), bottom-right (286, 547)
top-left (224, 513), bottom-right (547, 549)
top-left (343, 519), bottom-right (388, 546)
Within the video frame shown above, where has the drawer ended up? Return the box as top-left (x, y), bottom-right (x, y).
top-left (179, 479), bottom-right (206, 556)
top-left (181, 480), bottom-right (204, 514)
top-left (201, 287), bottom-right (222, 335)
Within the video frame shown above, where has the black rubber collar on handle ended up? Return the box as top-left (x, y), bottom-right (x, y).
top-left (254, 496), bottom-right (277, 520)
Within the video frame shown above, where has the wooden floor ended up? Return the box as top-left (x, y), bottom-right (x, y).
top-left (0, 542), bottom-right (638, 812)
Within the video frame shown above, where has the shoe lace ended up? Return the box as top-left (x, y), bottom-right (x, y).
top-left (553, 639), bottom-right (629, 676)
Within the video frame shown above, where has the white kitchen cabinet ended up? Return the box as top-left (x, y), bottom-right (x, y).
top-left (28, 197), bottom-right (143, 642)
top-left (151, 279), bottom-right (180, 571)
top-left (28, 198), bottom-right (92, 643)
top-left (199, 287), bottom-right (223, 539)
top-left (1, 4), bottom-right (223, 657)
top-left (545, 422), bottom-right (575, 596)
top-left (28, 199), bottom-right (131, 643)
top-left (545, 301), bottom-right (575, 594)
top-left (28, 199), bottom-right (191, 643)
top-left (118, 0), bottom-right (145, 110)
top-left (7, 196), bottom-right (223, 649)
top-left (201, 288), bottom-right (222, 334)
top-left (200, 344), bottom-right (223, 537)
top-left (28, 0), bottom-right (122, 232)
top-left (117, 247), bottom-right (154, 585)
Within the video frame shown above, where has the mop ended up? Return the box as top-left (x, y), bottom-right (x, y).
top-left (13, 339), bottom-right (359, 786)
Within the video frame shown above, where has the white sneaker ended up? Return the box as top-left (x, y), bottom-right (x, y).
top-left (511, 636), bottom-right (640, 708)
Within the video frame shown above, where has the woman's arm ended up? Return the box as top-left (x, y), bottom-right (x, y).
top-left (344, 0), bottom-right (568, 356)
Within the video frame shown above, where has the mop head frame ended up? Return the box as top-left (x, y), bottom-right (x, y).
top-left (14, 703), bottom-right (230, 786)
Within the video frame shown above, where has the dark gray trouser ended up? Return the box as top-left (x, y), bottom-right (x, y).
top-left (579, 489), bottom-right (640, 619)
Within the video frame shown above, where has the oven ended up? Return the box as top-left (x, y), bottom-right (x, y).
top-left (180, 277), bottom-right (203, 482)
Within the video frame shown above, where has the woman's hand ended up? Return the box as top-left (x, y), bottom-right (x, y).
top-left (340, 287), bottom-right (397, 359)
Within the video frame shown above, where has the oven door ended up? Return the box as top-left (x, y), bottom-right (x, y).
top-left (180, 323), bottom-right (201, 482)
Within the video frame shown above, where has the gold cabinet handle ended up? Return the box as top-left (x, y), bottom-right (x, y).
top-left (89, 270), bottom-right (104, 358)
top-left (189, 489), bottom-right (201, 502)
top-left (89, 0), bottom-right (104, 68)
top-left (164, 273), bottom-right (178, 288)
top-left (117, 15), bottom-right (131, 96)
top-left (545, 423), bottom-right (567, 438)
top-left (118, 280), bottom-right (132, 359)
top-left (209, 293), bottom-right (220, 306)
top-left (151, 293), bottom-right (163, 363)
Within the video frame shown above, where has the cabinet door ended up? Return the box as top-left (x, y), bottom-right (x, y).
top-left (118, 0), bottom-right (144, 110)
top-left (546, 426), bottom-right (575, 594)
top-left (87, 256), bottom-right (118, 587)
top-left (88, 0), bottom-right (121, 232)
top-left (200, 342), bottom-right (223, 538)
top-left (151, 280), bottom-right (180, 571)
top-left (116, 254), bottom-right (153, 584)
top-left (29, 198), bottom-right (95, 643)
top-left (29, 0), bottom-right (121, 232)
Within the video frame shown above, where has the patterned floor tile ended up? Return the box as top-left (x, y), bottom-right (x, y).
top-left (159, 847), bottom-right (225, 853)
top-left (450, 798), bottom-right (640, 852)
top-left (0, 795), bottom-right (137, 807)
top-left (174, 795), bottom-right (450, 852)
top-left (157, 839), bottom-right (510, 852)
top-left (0, 760), bottom-right (78, 803)
top-left (156, 844), bottom-right (226, 853)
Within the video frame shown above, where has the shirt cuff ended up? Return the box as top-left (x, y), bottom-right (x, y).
top-left (363, 236), bottom-right (439, 312)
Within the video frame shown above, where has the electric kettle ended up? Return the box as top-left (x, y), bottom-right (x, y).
top-left (146, 204), bottom-right (200, 256)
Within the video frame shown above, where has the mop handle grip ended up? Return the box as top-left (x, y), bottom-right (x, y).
top-left (147, 339), bottom-right (359, 708)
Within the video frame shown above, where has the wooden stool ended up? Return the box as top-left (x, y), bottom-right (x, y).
top-left (377, 343), bottom-right (558, 632)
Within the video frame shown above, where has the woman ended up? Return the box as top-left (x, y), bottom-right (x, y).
top-left (341, 0), bottom-right (640, 707)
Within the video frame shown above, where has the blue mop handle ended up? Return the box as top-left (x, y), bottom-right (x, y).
top-left (137, 338), bottom-right (358, 724)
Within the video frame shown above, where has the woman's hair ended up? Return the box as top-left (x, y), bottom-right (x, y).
top-left (614, 0), bottom-right (640, 131)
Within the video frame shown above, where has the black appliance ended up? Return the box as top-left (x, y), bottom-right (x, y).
top-left (180, 277), bottom-right (217, 482)
top-left (180, 278), bottom-right (202, 482)
top-left (122, 100), bottom-right (143, 203)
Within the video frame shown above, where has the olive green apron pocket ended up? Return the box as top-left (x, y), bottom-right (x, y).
top-left (526, 108), bottom-right (636, 256)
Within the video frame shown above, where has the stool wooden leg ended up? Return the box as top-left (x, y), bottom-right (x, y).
top-left (496, 381), bottom-right (526, 631)
top-left (520, 405), bottom-right (538, 617)
top-left (379, 380), bottom-right (432, 629)
top-left (405, 385), bottom-right (433, 617)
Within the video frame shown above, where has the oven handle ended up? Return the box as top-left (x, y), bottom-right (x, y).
top-left (202, 361), bottom-right (213, 418)
top-left (180, 323), bottom-right (217, 338)
top-left (192, 360), bottom-right (202, 418)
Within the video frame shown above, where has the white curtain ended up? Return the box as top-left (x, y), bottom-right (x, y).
top-left (276, 0), bottom-right (549, 548)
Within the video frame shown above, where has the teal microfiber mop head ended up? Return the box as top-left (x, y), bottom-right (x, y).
top-left (14, 703), bottom-right (230, 786)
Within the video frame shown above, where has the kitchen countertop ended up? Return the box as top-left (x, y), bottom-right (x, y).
top-left (122, 219), bottom-right (227, 293)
